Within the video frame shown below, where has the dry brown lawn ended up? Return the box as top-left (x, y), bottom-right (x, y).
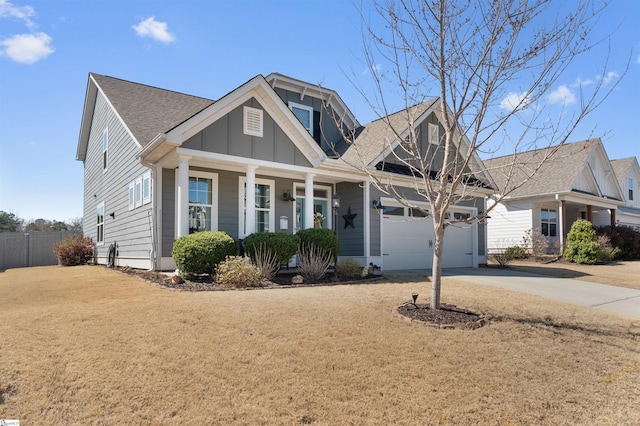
top-left (495, 260), bottom-right (640, 290)
top-left (1, 265), bottom-right (639, 425)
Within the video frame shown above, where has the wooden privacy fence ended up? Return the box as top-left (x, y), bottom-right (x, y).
top-left (0, 230), bottom-right (81, 270)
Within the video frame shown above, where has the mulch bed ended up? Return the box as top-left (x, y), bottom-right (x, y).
top-left (117, 267), bottom-right (382, 291)
top-left (395, 303), bottom-right (488, 330)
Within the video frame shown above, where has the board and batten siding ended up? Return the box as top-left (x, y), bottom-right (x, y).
top-left (83, 91), bottom-right (153, 268)
top-left (336, 182), bottom-right (364, 257)
top-left (273, 87), bottom-right (346, 154)
top-left (181, 98), bottom-right (312, 167)
top-left (486, 200), bottom-right (532, 252)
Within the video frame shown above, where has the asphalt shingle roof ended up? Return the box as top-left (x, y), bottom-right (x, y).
top-left (483, 139), bottom-right (598, 196)
top-left (339, 100), bottom-right (439, 166)
top-left (610, 157), bottom-right (635, 188)
top-left (91, 73), bottom-right (215, 146)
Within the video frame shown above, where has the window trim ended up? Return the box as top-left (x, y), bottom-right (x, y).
top-left (288, 101), bottom-right (314, 136)
top-left (629, 177), bottom-right (634, 201)
top-left (142, 171), bottom-right (151, 205)
top-left (293, 183), bottom-right (332, 231)
top-left (428, 122), bottom-right (439, 144)
top-left (128, 183), bottom-right (135, 211)
top-left (96, 202), bottom-right (105, 245)
top-left (102, 128), bottom-right (108, 172)
top-left (185, 170), bottom-right (219, 234)
top-left (238, 177), bottom-right (275, 238)
top-left (135, 177), bottom-right (143, 208)
top-left (243, 106), bottom-right (263, 137)
top-left (541, 208), bottom-right (557, 237)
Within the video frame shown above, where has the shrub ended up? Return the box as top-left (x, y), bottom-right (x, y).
top-left (505, 245), bottom-right (529, 260)
top-left (522, 228), bottom-right (548, 256)
top-left (252, 243), bottom-right (281, 281)
top-left (296, 228), bottom-right (339, 260)
top-left (53, 234), bottom-right (93, 266)
top-left (564, 219), bottom-right (601, 264)
top-left (489, 250), bottom-right (513, 267)
top-left (172, 231), bottom-right (237, 278)
top-left (215, 256), bottom-right (262, 288)
top-left (597, 234), bottom-right (620, 263)
top-left (243, 232), bottom-right (299, 263)
top-left (595, 225), bottom-right (640, 260)
top-left (335, 257), bottom-right (365, 280)
top-left (297, 244), bottom-right (333, 281)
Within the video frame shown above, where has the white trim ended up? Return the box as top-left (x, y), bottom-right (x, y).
top-left (428, 122), bottom-right (439, 143)
top-left (135, 176), bottom-right (143, 208)
top-left (243, 106), bottom-right (263, 137)
top-left (292, 181), bottom-right (332, 231)
top-left (288, 101), bottom-right (314, 136)
top-left (128, 182), bottom-right (135, 211)
top-left (102, 127), bottom-right (108, 173)
top-left (142, 171), bottom-right (152, 205)
top-left (90, 75), bottom-right (143, 148)
top-left (163, 76), bottom-right (326, 166)
top-left (238, 176), bottom-right (275, 238)
top-left (187, 170), bottom-right (219, 233)
top-left (96, 202), bottom-right (105, 245)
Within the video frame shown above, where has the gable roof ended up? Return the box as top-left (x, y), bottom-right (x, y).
top-left (611, 157), bottom-right (638, 187)
top-left (483, 138), bottom-right (618, 198)
top-left (77, 73), bottom-right (214, 161)
top-left (340, 100), bottom-right (438, 167)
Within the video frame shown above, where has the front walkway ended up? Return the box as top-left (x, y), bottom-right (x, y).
top-left (385, 267), bottom-right (640, 318)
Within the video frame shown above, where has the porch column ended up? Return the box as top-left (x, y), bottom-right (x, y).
top-left (245, 165), bottom-right (257, 237)
top-left (558, 199), bottom-right (565, 253)
top-left (611, 209), bottom-right (616, 227)
top-left (364, 180), bottom-right (371, 259)
top-left (587, 205), bottom-right (593, 222)
top-left (304, 173), bottom-right (315, 229)
top-left (176, 155), bottom-right (191, 237)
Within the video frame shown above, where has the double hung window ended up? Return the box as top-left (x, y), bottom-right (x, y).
top-left (96, 202), bottom-right (105, 244)
top-left (188, 172), bottom-right (218, 233)
top-left (288, 102), bottom-right (314, 136)
top-left (541, 208), bottom-right (557, 237)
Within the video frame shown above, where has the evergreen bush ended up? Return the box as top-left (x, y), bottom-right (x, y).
top-left (564, 219), bottom-right (601, 264)
top-left (296, 228), bottom-right (339, 260)
top-left (243, 232), bottom-right (299, 263)
top-left (172, 231), bottom-right (237, 278)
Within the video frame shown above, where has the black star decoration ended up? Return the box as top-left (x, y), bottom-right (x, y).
top-left (342, 206), bottom-right (357, 229)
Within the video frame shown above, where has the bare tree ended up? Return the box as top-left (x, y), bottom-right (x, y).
top-left (340, 0), bottom-right (626, 308)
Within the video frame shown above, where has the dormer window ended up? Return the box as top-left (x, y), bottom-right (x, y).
top-left (289, 102), bottom-right (314, 136)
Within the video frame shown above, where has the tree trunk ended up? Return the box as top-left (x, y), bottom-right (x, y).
top-left (431, 224), bottom-right (445, 309)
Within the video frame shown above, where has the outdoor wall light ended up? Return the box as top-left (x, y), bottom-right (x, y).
top-left (109, 212), bottom-right (115, 219)
top-left (332, 193), bottom-right (341, 209)
top-left (282, 190), bottom-right (296, 202)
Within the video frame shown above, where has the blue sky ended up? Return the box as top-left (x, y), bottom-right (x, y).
top-left (1, 0), bottom-right (638, 222)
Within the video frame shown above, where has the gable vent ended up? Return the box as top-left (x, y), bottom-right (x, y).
top-left (244, 106), bottom-right (263, 137)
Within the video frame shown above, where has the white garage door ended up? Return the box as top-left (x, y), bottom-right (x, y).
top-left (382, 205), bottom-right (474, 270)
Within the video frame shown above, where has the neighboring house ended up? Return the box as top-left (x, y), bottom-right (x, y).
top-left (485, 139), bottom-right (625, 253)
top-left (76, 72), bottom-right (494, 271)
top-left (605, 157), bottom-right (640, 231)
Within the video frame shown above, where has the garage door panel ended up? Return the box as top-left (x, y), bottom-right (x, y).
top-left (382, 211), bottom-right (474, 271)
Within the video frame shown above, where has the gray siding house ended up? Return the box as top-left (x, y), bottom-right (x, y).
top-left (76, 72), bottom-right (494, 271)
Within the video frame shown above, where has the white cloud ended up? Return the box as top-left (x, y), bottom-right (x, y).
top-left (601, 71), bottom-right (619, 85)
top-left (572, 77), bottom-right (593, 87)
top-left (362, 63), bottom-right (381, 75)
top-left (0, 0), bottom-right (36, 29)
top-left (548, 85), bottom-right (576, 106)
top-left (0, 32), bottom-right (53, 64)
top-left (132, 17), bottom-right (175, 44)
top-left (499, 91), bottom-right (530, 111)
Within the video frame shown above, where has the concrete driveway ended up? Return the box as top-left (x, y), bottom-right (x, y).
top-left (387, 267), bottom-right (640, 318)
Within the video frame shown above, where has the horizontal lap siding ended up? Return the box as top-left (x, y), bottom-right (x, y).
top-left (486, 200), bottom-right (532, 251)
top-left (83, 92), bottom-right (152, 264)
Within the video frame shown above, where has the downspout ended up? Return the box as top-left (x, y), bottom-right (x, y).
top-left (140, 158), bottom-right (158, 271)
